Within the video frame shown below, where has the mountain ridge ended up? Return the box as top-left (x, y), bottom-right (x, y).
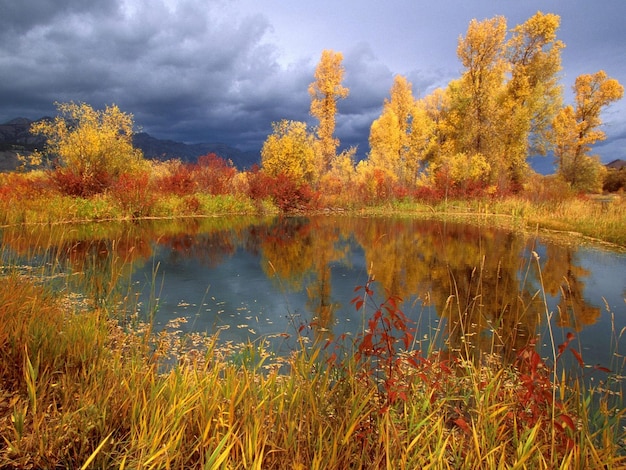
top-left (0, 117), bottom-right (260, 171)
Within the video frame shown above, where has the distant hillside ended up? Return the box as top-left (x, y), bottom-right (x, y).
top-left (0, 117), bottom-right (48, 149)
top-left (0, 117), bottom-right (260, 171)
top-left (132, 132), bottom-right (259, 169)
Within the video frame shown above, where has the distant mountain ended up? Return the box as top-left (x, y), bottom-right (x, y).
top-left (0, 117), bottom-right (260, 171)
top-left (132, 132), bottom-right (259, 169)
top-left (606, 159), bottom-right (626, 170)
top-left (0, 117), bottom-right (48, 151)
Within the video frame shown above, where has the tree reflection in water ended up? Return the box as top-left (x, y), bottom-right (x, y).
top-left (1, 215), bottom-right (610, 366)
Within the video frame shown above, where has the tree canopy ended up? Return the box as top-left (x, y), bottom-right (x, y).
top-left (308, 50), bottom-right (349, 174)
top-left (261, 120), bottom-right (318, 184)
top-left (553, 71), bottom-right (624, 192)
top-left (31, 102), bottom-right (144, 195)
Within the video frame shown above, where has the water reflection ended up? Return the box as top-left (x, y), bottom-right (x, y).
top-left (1, 216), bottom-right (623, 371)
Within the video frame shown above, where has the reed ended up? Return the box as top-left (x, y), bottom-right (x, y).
top-left (363, 194), bottom-right (626, 247)
top-left (0, 241), bottom-right (624, 468)
top-left (2, 166), bottom-right (624, 246)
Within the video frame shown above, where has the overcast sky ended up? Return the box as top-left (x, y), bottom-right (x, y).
top-left (1, 0), bottom-right (625, 162)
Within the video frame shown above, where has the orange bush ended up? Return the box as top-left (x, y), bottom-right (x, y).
top-left (192, 153), bottom-right (236, 195)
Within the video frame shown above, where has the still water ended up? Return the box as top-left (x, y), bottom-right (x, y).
top-left (3, 215), bottom-right (625, 376)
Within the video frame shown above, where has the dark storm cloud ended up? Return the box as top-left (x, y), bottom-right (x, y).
top-left (0, 0), bottom-right (311, 150)
top-left (336, 44), bottom-right (394, 152)
top-left (0, 0), bottom-right (115, 33)
top-left (1, 0), bottom-right (625, 161)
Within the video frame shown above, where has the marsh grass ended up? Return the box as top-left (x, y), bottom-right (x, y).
top-left (360, 194), bottom-right (626, 248)
top-left (0, 238), bottom-right (625, 468)
top-left (2, 165), bottom-right (624, 247)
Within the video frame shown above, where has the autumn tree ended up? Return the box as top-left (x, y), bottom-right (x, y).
top-left (31, 102), bottom-right (144, 196)
top-left (369, 75), bottom-right (434, 187)
top-left (418, 87), bottom-right (453, 185)
top-left (261, 120), bottom-right (318, 184)
top-left (502, 11), bottom-right (564, 186)
top-left (552, 71), bottom-right (624, 192)
top-left (309, 50), bottom-right (349, 174)
top-left (440, 13), bottom-right (563, 191)
top-left (454, 16), bottom-right (508, 163)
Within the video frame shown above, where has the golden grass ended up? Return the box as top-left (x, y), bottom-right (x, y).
top-left (362, 194), bottom-right (626, 247)
top-left (1, 167), bottom-right (624, 246)
top-left (1, 270), bottom-right (624, 469)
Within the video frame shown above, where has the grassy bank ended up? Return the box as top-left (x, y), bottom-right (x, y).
top-left (1, 272), bottom-right (624, 468)
top-left (1, 167), bottom-right (625, 248)
top-left (2, 191), bottom-right (624, 249)
top-left (362, 194), bottom-right (626, 248)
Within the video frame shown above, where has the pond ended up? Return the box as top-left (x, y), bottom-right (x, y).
top-left (2, 215), bottom-right (625, 382)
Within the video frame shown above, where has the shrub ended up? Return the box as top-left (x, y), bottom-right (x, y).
top-left (192, 153), bottom-right (237, 195)
top-left (31, 102), bottom-right (145, 197)
top-left (182, 195), bottom-right (201, 214)
top-left (246, 165), bottom-right (272, 202)
top-left (0, 171), bottom-right (51, 202)
top-left (246, 166), bottom-right (318, 212)
top-left (603, 169), bottom-right (626, 193)
top-left (49, 165), bottom-right (113, 197)
top-left (412, 185), bottom-right (445, 203)
top-left (110, 172), bottom-right (155, 218)
top-left (353, 166), bottom-right (397, 204)
top-left (155, 160), bottom-right (196, 196)
top-left (522, 174), bottom-right (574, 204)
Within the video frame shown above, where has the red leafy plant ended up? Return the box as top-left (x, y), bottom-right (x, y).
top-left (247, 167), bottom-right (319, 212)
top-left (350, 276), bottom-right (424, 408)
top-left (191, 153), bottom-right (236, 195)
top-left (110, 172), bottom-right (155, 218)
top-left (155, 160), bottom-right (196, 196)
top-left (50, 165), bottom-right (112, 197)
top-left (508, 331), bottom-right (602, 453)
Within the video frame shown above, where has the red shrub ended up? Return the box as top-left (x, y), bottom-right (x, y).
top-left (182, 195), bottom-right (201, 214)
top-left (392, 183), bottom-right (410, 200)
top-left (192, 153), bottom-right (236, 195)
top-left (246, 167), bottom-right (318, 212)
top-left (0, 172), bottom-right (51, 202)
top-left (271, 174), bottom-right (318, 212)
top-left (50, 166), bottom-right (112, 197)
top-left (156, 162), bottom-right (196, 196)
top-left (373, 169), bottom-right (394, 201)
top-left (246, 165), bottom-right (272, 201)
top-left (110, 172), bottom-right (155, 218)
top-left (430, 168), bottom-right (492, 200)
top-left (412, 185), bottom-right (445, 203)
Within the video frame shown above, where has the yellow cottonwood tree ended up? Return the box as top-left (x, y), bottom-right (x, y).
top-left (31, 102), bottom-right (144, 194)
top-left (309, 50), bottom-right (349, 174)
top-left (418, 87), bottom-right (453, 184)
top-left (261, 120), bottom-right (317, 184)
top-left (553, 71), bottom-right (624, 192)
top-left (505, 12), bottom-right (563, 154)
top-left (442, 13), bottom-right (563, 190)
top-left (369, 75), bottom-right (427, 186)
top-left (502, 11), bottom-right (564, 186)
top-left (454, 16), bottom-right (508, 159)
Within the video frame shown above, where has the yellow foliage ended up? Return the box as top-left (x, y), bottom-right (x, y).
top-left (553, 71), bottom-right (624, 192)
top-left (369, 75), bottom-right (435, 187)
top-left (30, 101), bottom-right (144, 179)
top-left (443, 13), bottom-right (564, 189)
top-left (447, 152), bottom-right (491, 184)
top-left (261, 120), bottom-right (317, 184)
top-left (309, 50), bottom-right (349, 173)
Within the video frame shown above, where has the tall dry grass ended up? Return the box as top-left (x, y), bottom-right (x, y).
top-left (1, 264), bottom-right (625, 468)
